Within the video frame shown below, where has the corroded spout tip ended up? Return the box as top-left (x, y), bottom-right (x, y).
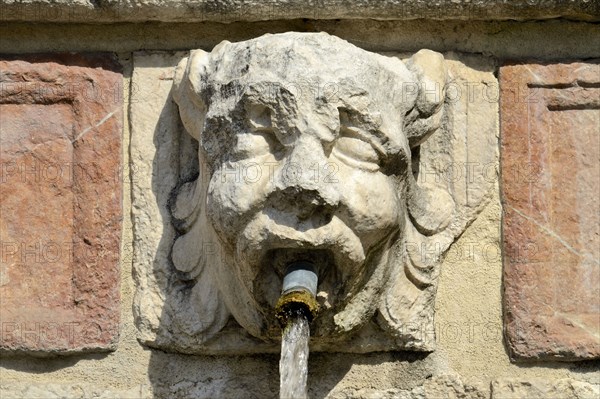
top-left (275, 261), bottom-right (319, 325)
top-left (276, 290), bottom-right (320, 324)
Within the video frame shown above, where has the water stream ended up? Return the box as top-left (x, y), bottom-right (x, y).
top-left (279, 313), bottom-right (310, 399)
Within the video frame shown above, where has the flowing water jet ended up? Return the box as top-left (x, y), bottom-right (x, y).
top-left (276, 261), bottom-right (319, 399)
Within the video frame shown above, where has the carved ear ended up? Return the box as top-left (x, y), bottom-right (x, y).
top-left (404, 49), bottom-right (448, 148)
top-left (404, 50), bottom-right (453, 237)
top-left (168, 50), bottom-right (232, 343)
top-left (173, 49), bottom-right (210, 140)
top-left (380, 51), bottom-right (497, 349)
top-left (170, 50), bottom-right (211, 277)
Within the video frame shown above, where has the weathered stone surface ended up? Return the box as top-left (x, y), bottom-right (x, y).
top-left (131, 34), bottom-right (497, 354)
top-left (331, 374), bottom-right (488, 399)
top-left (0, 54), bottom-right (123, 354)
top-left (501, 61), bottom-right (600, 361)
top-left (0, 0), bottom-right (598, 23)
top-left (491, 378), bottom-right (600, 399)
top-left (3, 20), bottom-right (599, 63)
top-left (0, 383), bottom-right (151, 399)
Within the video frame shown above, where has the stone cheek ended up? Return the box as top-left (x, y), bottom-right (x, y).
top-left (500, 61), bottom-right (600, 361)
top-left (0, 54), bottom-right (123, 354)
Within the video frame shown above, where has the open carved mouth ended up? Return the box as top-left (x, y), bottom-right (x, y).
top-left (236, 211), bottom-right (368, 313)
top-left (256, 247), bottom-right (345, 313)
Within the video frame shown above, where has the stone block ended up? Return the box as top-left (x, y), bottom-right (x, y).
top-left (500, 61), bottom-right (600, 361)
top-left (0, 0), bottom-right (598, 23)
top-left (0, 54), bottom-right (123, 354)
top-left (0, 383), bottom-right (151, 399)
top-left (331, 374), bottom-right (488, 399)
top-left (491, 379), bottom-right (600, 399)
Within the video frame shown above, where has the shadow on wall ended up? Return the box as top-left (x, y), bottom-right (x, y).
top-left (146, 350), bottom-right (431, 398)
top-left (0, 352), bottom-right (107, 374)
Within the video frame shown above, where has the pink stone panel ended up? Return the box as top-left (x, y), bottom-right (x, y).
top-left (0, 54), bottom-right (123, 354)
top-left (501, 61), bottom-right (600, 361)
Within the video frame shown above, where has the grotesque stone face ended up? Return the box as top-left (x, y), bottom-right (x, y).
top-left (172, 32), bottom-right (450, 343)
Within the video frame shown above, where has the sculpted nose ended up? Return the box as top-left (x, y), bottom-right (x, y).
top-left (271, 187), bottom-right (336, 221)
top-left (271, 136), bottom-right (340, 221)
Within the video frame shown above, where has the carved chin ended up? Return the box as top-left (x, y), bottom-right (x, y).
top-left (228, 210), bottom-right (398, 338)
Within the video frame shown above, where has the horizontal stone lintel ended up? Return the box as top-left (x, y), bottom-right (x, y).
top-left (0, 0), bottom-right (598, 23)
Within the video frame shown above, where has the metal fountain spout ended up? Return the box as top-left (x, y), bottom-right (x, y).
top-left (276, 261), bottom-right (318, 399)
top-left (275, 261), bottom-right (319, 324)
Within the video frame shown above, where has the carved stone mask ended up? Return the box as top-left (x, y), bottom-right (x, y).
top-left (171, 32), bottom-right (454, 347)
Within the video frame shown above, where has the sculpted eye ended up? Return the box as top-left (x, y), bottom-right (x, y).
top-left (335, 135), bottom-right (380, 163)
top-left (247, 103), bottom-right (272, 132)
top-left (230, 104), bottom-right (282, 160)
top-left (332, 126), bottom-right (382, 171)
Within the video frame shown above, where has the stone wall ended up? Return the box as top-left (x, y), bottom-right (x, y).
top-left (0, 4), bottom-right (599, 398)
